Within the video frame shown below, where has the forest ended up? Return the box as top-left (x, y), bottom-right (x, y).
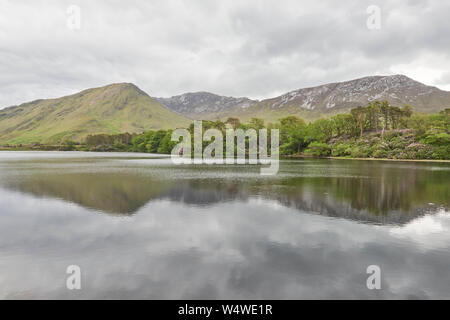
top-left (77, 101), bottom-right (449, 160)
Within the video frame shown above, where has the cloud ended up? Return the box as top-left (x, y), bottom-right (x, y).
top-left (1, 187), bottom-right (450, 299)
top-left (0, 0), bottom-right (449, 107)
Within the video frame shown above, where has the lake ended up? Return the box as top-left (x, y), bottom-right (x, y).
top-left (0, 151), bottom-right (449, 299)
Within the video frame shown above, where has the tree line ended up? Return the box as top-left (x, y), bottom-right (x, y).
top-left (81, 101), bottom-right (449, 160)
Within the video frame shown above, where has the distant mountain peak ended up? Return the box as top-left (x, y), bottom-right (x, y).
top-left (157, 74), bottom-right (449, 122)
top-left (265, 74), bottom-right (444, 111)
top-left (156, 92), bottom-right (258, 119)
top-left (93, 82), bottom-right (147, 94)
top-left (0, 83), bottom-right (189, 144)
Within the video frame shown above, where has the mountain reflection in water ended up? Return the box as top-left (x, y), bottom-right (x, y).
top-left (0, 152), bottom-right (449, 299)
top-left (1, 154), bottom-right (448, 225)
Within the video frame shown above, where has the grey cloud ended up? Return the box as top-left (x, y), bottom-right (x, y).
top-left (436, 71), bottom-right (450, 85)
top-left (0, 0), bottom-right (449, 107)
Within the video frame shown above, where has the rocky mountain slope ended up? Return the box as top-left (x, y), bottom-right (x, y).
top-left (156, 92), bottom-right (257, 119)
top-left (158, 75), bottom-right (450, 122)
top-left (266, 75), bottom-right (448, 111)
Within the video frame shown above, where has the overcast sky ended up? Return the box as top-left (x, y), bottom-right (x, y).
top-left (0, 0), bottom-right (449, 108)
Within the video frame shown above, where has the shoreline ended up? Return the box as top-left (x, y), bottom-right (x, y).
top-left (285, 154), bottom-right (450, 163)
top-left (1, 148), bottom-right (449, 163)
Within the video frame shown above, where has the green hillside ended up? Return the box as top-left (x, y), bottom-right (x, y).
top-left (0, 83), bottom-right (190, 144)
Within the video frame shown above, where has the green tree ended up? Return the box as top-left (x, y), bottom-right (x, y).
top-left (331, 114), bottom-right (357, 137)
top-left (248, 118), bottom-right (265, 130)
top-left (225, 117), bottom-right (240, 130)
top-left (351, 106), bottom-right (367, 138)
top-left (306, 119), bottom-right (333, 143)
top-left (157, 130), bottom-right (176, 154)
top-left (367, 101), bottom-right (380, 132)
top-left (277, 116), bottom-right (307, 154)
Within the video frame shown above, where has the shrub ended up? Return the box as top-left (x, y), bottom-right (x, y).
top-left (421, 131), bottom-right (450, 146)
top-left (373, 149), bottom-right (389, 158)
top-left (304, 142), bottom-right (331, 157)
top-left (349, 146), bottom-right (364, 158)
top-left (431, 145), bottom-right (450, 160)
top-left (331, 143), bottom-right (352, 157)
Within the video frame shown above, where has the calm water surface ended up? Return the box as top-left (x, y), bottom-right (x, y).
top-left (0, 151), bottom-right (449, 299)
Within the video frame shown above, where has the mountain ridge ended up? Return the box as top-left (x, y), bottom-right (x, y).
top-left (157, 75), bottom-right (450, 121)
top-left (0, 83), bottom-right (190, 144)
top-left (1, 74), bottom-right (449, 144)
top-left (155, 92), bottom-right (258, 119)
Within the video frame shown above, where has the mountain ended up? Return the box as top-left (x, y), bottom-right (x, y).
top-left (158, 75), bottom-right (450, 122)
top-left (1, 75), bottom-right (448, 145)
top-left (156, 92), bottom-right (257, 119)
top-left (0, 83), bottom-right (190, 144)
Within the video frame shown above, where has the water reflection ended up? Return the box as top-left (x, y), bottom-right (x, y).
top-left (0, 152), bottom-right (449, 299)
top-left (0, 154), bottom-right (448, 224)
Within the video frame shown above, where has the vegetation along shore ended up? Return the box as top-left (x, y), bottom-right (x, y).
top-left (1, 101), bottom-right (449, 161)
